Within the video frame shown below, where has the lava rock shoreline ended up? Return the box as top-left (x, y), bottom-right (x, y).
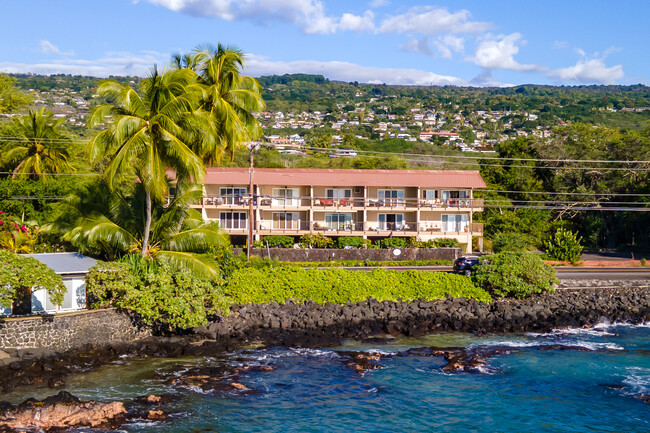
top-left (1, 286), bottom-right (649, 393)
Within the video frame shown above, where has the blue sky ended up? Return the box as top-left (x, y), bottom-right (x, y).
top-left (1, 0), bottom-right (647, 86)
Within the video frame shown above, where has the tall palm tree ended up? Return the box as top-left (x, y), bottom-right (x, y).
top-left (44, 180), bottom-right (228, 277)
top-left (87, 67), bottom-right (210, 257)
top-left (3, 108), bottom-right (74, 179)
top-left (190, 44), bottom-right (266, 164)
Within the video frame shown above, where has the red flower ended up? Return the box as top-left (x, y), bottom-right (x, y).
top-left (0, 211), bottom-right (4, 214)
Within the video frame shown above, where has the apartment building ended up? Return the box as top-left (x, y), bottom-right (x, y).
top-left (194, 168), bottom-right (486, 252)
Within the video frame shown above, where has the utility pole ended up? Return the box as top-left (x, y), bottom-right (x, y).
top-left (247, 143), bottom-right (259, 260)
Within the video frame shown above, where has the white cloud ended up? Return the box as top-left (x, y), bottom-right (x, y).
top-left (379, 6), bottom-right (492, 35)
top-left (244, 54), bottom-right (467, 86)
top-left (548, 58), bottom-right (623, 84)
top-left (141, 0), bottom-right (342, 34)
top-left (39, 40), bottom-right (74, 56)
top-left (469, 33), bottom-right (536, 71)
top-left (0, 49), bottom-right (466, 86)
top-left (369, 0), bottom-right (389, 7)
top-left (398, 35), bottom-right (464, 59)
top-left (434, 35), bottom-right (464, 59)
top-left (338, 10), bottom-right (375, 32)
top-left (398, 38), bottom-right (435, 57)
top-left (39, 40), bottom-right (60, 54)
top-left (552, 40), bottom-right (568, 50)
top-left (0, 51), bottom-right (167, 77)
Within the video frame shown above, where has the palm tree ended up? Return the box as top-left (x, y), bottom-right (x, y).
top-left (44, 180), bottom-right (228, 277)
top-left (87, 67), bottom-right (210, 257)
top-left (3, 108), bottom-right (74, 179)
top-left (190, 44), bottom-right (266, 164)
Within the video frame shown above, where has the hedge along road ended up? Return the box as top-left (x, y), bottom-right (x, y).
top-left (325, 265), bottom-right (650, 280)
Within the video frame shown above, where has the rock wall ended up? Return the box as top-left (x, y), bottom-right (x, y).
top-left (0, 309), bottom-right (151, 351)
top-left (232, 247), bottom-right (461, 262)
top-left (195, 287), bottom-right (650, 345)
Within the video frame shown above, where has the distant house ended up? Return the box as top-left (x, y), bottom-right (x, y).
top-left (19, 253), bottom-right (96, 315)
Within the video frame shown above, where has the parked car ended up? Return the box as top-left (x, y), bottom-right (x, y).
top-left (453, 256), bottom-right (481, 276)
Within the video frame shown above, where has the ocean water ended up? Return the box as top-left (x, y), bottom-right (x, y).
top-left (6, 323), bottom-right (650, 432)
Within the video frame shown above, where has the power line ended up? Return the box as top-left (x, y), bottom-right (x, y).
top-left (0, 171), bottom-right (98, 177)
top-left (299, 145), bottom-right (650, 165)
top-left (2, 137), bottom-right (650, 166)
top-left (305, 148), bottom-right (650, 171)
top-left (484, 189), bottom-right (650, 197)
top-left (484, 204), bottom-right (650, 212)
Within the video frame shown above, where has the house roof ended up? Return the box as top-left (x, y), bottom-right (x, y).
top-left (203, 168), bottom-right (487, 189)
top-left (22, 252), bottom-right (97, 275)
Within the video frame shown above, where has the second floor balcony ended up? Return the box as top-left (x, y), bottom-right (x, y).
top-left (195, 195), bottom-right (484, 210)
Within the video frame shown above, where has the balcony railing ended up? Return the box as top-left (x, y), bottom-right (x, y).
top-left (195, 195), bottom-right (485, 209)
top-left (219, 219), bottom-right (483, 235)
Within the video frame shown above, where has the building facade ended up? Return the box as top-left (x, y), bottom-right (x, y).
top-left (194, 168), bottom-right (486, 252)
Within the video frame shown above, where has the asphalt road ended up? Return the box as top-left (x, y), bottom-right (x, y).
top-left (333, 265), bottom-right (650, 280)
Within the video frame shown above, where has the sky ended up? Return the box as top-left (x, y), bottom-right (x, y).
top-left (1, 0), bottom-right (648, 87)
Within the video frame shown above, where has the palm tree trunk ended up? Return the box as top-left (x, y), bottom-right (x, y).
top-left (142, 190), bottom-right (152, 257)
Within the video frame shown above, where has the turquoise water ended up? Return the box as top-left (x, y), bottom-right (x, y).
top-left (8, 323), bottom-right (650, 432)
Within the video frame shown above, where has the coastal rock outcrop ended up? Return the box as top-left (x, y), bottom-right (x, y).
top-left (0, 391), bottom-right (126, 431)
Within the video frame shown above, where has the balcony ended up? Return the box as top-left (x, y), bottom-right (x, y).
top-left (193, 196), bottom-right (484, 210)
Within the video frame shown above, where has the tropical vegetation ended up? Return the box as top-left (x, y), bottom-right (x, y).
top-left (0, 250), bottom-right (65, 308)
top-left (473, 252), bottom-right (557, 299)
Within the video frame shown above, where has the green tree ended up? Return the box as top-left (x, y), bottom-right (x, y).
top-left (190, 44), bottom-right (266, 163)
top-left (544, 228), bottom-right (583, 264)
top-left (87, 68), bottom-right (207, 257)
top-left (45, 180), bottom-right (228, 277)
top-left (0, 250), bottom-right (65, 308)
top-left (0, 74), bottom-right (32, 114)
top-left (2, 108), bottom-right (74, 180)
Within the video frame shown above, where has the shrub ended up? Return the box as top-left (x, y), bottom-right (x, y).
top-left (491, 231), bottom-right (530, 253)
top-left (262, 235), bottom-right (295, 248)
top-left (409, 238), bottom-right (460, 248)
top-left (378, 237), bottom-right (408, 249)
top-left (336, 236), bottom-right (370, 249)
top-left (86, 257), bottom-right (231, 329)
top-left (0, 250), bottom-right (65, 308)
top-left (473, 251), bottom-right (557, 299)
top-left (300, 233), bottom-right (333, 248)
top-left (544, 228), bottom-right (583, 264)
top-left (434, 238), bottom-right (460, 248)
top-left (224, 267), bottom-right (491, 305)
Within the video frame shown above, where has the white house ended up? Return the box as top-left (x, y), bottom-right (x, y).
top-left (23, 253), bottom-right (97, 315)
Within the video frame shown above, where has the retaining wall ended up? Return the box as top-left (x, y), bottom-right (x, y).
top-left (0, 309), bottom-right (151, 351)
top-left (232, 247), bottom-right (461, 262)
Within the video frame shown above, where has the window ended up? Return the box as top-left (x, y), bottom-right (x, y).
top-left (378, 213), bottom-right (404, 230)
top-left (442, 214), bottom-right (468, 232)
top-left (273, 212), bottom-right (300, 229)
top-left (220, 188), bottom-right (247, 205)
top-left (423, 190), bottom-right (439, 200)
top-left (442, 190), bottom-right (469, 206)
top-left (325, 213), bottom-right (353, 230)
top-left (326, 188), bottom-right (352, 205)
top-left (272, 188), bottom-right (300, 206)
top-left (220, 212), bottom-right (247, 229)
top-left (377, 189), bottom-right (405, 205)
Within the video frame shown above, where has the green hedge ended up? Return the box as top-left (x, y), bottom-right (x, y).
top-left (224, 267), bottom-right (491, 305)
top-left (279, 259), bottom-right (453, 267)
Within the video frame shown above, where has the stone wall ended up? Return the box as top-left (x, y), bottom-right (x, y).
top-left (232, 247), bottom-right (461, 262)
top-left (195, 286), bottom-right (650, 344)
top-left (0, 309), bottom-right (151, 351)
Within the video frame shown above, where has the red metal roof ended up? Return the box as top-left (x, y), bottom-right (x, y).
top-left (202, 168), bottom-right (486, 189)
